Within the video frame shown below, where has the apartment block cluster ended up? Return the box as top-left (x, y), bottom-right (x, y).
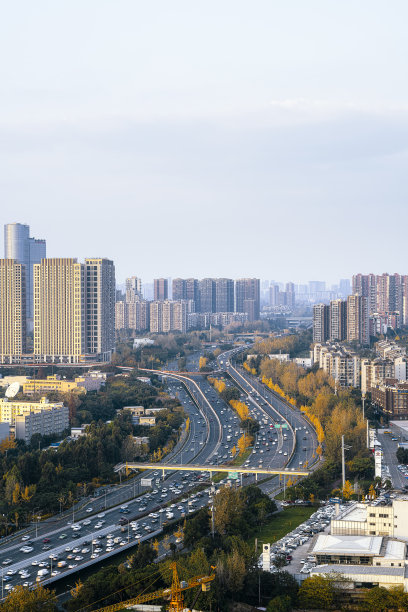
top-left (313, 339), bottom-right (408, 419)
top-left (115, 277), bottom-right (259, 333)
top-left (313, 273), bottom-right (408, 347)
top-left (309, 498), bottom-right (408, 592)
top-left (0, 224), bottom-right (115, 364)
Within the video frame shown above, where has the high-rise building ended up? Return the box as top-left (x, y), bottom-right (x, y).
top-left (185, 278), bottom-right (199, 311)
top-left (34, 258), bottom-right (85, 361)
top-left (154, 278), bottom-right (168, 301)
top-left (329, 299), bottom-right (347, 342)
top-left (313, 304), bottom-right (329, 343)
top-left (199, 278), bottom-right (216, 313)
top-left (149, 301), bottom-right (163, 333)
top-left (215, 278), bottom-right (234, 313)
top-left (125, 276), bottom-right (142, 300)
top-left (172, 278), bottom-right (186, 301)
top-left (0, 260), bottom-right (26, 359)
top-left (352, 273), bottom-right (378, 314)
top-left (235, 278), bottom-right (260, 321)
top-left (285, 282), bottom-right (295, 309)
top-left (339, 279), bottom-right (351, 297)
top-left (85, 259), bottom-right (116, 361)
top-left (33, 258), bottom-right (115, 362)
top-left (269, 284), bottom-right (280, 306)
top-left (4, 223), bottom-right (46, 326)
top-left (347, 294), bottom-right (369, 345)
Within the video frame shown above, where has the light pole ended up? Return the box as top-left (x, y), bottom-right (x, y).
top-left (341, 435), bottom-right (352, 489)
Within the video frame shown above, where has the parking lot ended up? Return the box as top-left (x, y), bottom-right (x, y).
top-left (263, 502), bottom-right (346, 576)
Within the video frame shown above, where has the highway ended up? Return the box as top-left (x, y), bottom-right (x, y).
top-left (0, 345), bottom-right (318, 595)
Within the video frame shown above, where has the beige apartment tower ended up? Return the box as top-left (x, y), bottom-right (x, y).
top-left (34, 258), bottom-right (85, 361)
top-left (0, 259), bottom-right (26, 359)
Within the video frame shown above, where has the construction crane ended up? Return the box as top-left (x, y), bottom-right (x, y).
top-left (92, 562), bottom-right (216, 612)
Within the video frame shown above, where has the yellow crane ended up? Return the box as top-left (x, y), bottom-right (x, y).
top-left (92, 562), bottom-right (216, 612)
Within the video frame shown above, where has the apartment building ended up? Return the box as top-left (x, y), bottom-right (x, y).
top-left (371, 379), bottom-right (408, 419)
top-left (347, 294), bottom-right (369, 345)
top-left (0, 259), bottom-right (26, 361)
top-left (4, 223), bottom-right (46, 327)
top-left (313, 304), bottom-right (329, 342)
top-left (313, 343), bottom-right (360, 387)
top-left (33, 258), bottom-right (115, 363)
top-left (153, 278), bottom-right (168, 301)
top-left (330, 299), bottom-right (347, 341)
top-left (235, 278), bottom-right (260, 321)
top-left (0, 397), bottom-right (69, 443)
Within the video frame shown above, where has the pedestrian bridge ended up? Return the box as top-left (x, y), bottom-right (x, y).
top-left (114, 462), bottom-right (309, 478)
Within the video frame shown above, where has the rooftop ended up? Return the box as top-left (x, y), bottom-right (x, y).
top-left (312, 564), bottom-right (406, 577)
top-left (384, 540), bottom-right (406, 560)
top-left (312, 534), bottom-right (382, 556)
top-left (333, 502), bottom-right (367, 522)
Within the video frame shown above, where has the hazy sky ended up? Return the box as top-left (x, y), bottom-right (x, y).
top-left (1, 1), bottom-right (408, 284)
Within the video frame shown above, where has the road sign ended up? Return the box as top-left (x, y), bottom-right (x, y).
top-left (282, 424), bottom-right (288, 429)
top-left (228, 472), bottom-right (239, 480)
top-left (274, 424), bottom-right (281, 429)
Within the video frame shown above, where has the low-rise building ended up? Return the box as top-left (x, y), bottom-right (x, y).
top-left (331, 499), bottom-right (408, 540)
top-left (23, 373), bottom-right (106, 396)
top-left (371, 379), bottom-right (408, 420)
top-left (139, 416), bottom-right (156, 427)
top-left (0, 397), bottom-right (69, 443)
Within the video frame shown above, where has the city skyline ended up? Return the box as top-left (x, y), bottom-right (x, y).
top-left (1, 2), bottom-right (408, 282)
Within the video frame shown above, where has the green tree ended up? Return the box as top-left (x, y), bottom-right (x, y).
top-left (297, 575), bottom-right (335, 610)
top-left (266, 594), bottom-right (292, 612)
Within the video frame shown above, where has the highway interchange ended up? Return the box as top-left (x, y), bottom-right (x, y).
top-left (0, 346), bottom-right (318, 596)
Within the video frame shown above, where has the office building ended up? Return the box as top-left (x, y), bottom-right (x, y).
top-left (329, 299), bottom-right (347, 341)
top-left (371, 380), bottom-right (408, 420)
top-left (347, 294), bottom-right (369, 345)
top-left (0, 259), bottom-right (26, 360)
top-left (313, 304), bottom-right (329, 343)
top-left (85, 259), bottom-right (116, 361)
top-left (4, 223), bottom-right (46, 327)
top-left (154, 278), bottom-right (168, 301)
top-left (235, 278), bottom-right (260, 321)
top-left (0, 397), bottom-right (69, 443)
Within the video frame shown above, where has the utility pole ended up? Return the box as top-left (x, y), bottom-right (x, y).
top-left (341, 435), bottom-right (352, 489)
top-left (367, 419), bottom-right (370, 449)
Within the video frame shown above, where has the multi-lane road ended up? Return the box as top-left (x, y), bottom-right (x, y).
top-left (0, 346), bottom-right (318, 597)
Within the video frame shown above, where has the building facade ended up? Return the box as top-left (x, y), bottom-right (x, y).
top-left (4, 223), bottom-right (46, 327)
top-left (0, 259), bottom-right (26, 360)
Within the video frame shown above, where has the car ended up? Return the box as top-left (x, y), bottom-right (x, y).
top-left (7, 569), bottom-right (17, 576)
top-left (59, 533), bottom-right (68, 539)
top-left (2, 559), bottom-right (12, 565)
top-left (74, 555), bottom-right (83, 561)
top-left (21, 535), bottom-right (31, 541)
top-left (86, 507), bottom-right (93, 513)
top-left (68, 563), bottom-right (78, 569)
top-left (42, 537), bottom-right (51, 544)
top-left (97, 513), bottom-right (105, 518)
top-left (20, 546), bottom-right (34, 553)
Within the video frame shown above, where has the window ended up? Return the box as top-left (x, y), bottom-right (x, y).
top-left (369, 513), bottom-right (375, 517)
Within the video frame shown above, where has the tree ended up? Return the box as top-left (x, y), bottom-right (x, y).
top-left (266, 594), bottom-right (292, 612)
top-left (213, 488), bottom-right (245, 536)
top-left (342, 480), bottom-right (353, 500)
top-left (297, 575), bottom-right (335, 610)
top-left (0, 584), bottom-right (57, 611)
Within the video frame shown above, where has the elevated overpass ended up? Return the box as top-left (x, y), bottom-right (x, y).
top-left (115, 462), bottom-right (309, 479)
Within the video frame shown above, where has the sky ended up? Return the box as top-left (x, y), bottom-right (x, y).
top-left (1, 1), bottom-right (408, 285)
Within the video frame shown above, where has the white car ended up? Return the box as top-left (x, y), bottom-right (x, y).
top-left (20, 546), bottom-right (34, 553)
top-left (86, 507), bottom-right (93, 513)
top-left (97, 513), bottom-right (105, 518)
